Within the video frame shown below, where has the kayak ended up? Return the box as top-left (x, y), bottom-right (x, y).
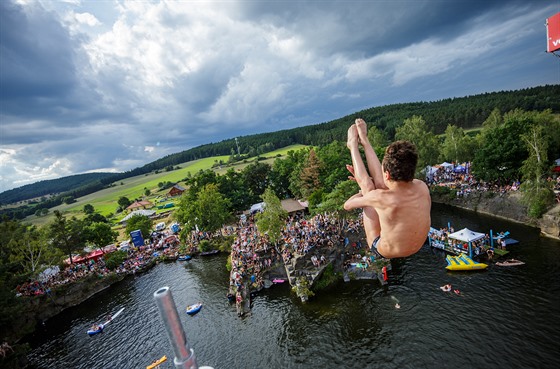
top-left (87, 307), bottom-right (124, 336)
top-left (178, 255), bottom-right (192, 261)
top-left (272, 278), bottom-right (286, 284)
top-left (87, 324), bottom-right (105, 336)
top-left (186, 302), bottom-right (202, 315)
top-left (147, 355), bottom-right (167, 369)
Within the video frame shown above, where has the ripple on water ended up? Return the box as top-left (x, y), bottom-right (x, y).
top-left (27, 208), bottom-right (560, 369)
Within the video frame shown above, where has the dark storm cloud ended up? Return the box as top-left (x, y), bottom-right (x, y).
top-left (0, 0), bottom-right (557, 193)
top-left (0, 1), bottom-right (76, 102)
top-left (232, 0), bottom-right (526, 56)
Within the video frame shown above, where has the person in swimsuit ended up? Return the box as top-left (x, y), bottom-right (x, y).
top-left (344, 118), bottom-right (431, 259)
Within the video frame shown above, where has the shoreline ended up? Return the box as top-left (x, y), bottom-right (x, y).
top-left (430, 191), bottom-right (560, 240)
top-left (13, 194), bottom-right (559, 344)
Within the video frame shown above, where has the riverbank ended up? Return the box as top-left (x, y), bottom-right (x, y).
top-left (430, 189), bottom-right (560, 240)
top-left (7, 190), bottom-right (559, 363)
top-left (12, 273), bottom-right (127, 343)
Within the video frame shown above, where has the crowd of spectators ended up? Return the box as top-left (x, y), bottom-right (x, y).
top-left (551, 176), bottom-right (560, 203)
top-left (15, 228), bottom-right (184, 297)
top-left (227, 211), bottom-right (364, 312)
top-left (16, 258), bottom-right (112, 297)
top-left (429, 162), bottom-right (560, 204)
top-left (16, 209), bottom-right (371, 299)
top-left (428, 225), bottom-right (514, 260)
top-left (427, 162), bottom-right (522, 198)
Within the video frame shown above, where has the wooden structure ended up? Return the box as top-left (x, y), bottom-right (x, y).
top-left (167, 184), bottom-right (186, 197)
top-left (126, 200), bottom-right (153, 212)
top-left (280, 198), bottom-right (308, 214)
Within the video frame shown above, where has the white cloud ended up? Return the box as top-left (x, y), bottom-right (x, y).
top-left (0, 145), bottom-right (74, 191)
top-left (74, 12), bottom-right (100, 27)
top-left (343, 4), bottom-right (549, 87)
top-left (1, 0), bottom-right (557, 193)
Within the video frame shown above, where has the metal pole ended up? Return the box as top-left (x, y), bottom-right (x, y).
top-left (153, 286), bottom-right (199, 369)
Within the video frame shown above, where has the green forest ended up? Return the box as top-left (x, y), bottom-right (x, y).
top-left (1, 84), bottom-right (559, 220)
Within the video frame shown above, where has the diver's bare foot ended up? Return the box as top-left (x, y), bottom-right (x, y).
top-left (355, 118), bottom-right (369, 147)
top-left (347, 124), bottom-right (359, 149)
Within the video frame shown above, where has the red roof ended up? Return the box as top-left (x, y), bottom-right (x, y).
top-left (63, 249), bottom-right (113, 265)
top-left (126, 200), bottom-right (153, 210)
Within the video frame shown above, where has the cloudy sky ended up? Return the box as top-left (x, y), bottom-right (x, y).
top-left (1, 0), bottom-right (558, 193)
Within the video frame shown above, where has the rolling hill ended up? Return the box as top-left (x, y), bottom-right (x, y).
top-left (2, 84), bottom-right (559, 218)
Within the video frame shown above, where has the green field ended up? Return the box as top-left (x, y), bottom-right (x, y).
top-left (26, 144), bottom-right (307, 227)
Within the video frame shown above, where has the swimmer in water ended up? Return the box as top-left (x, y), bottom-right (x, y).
top-left (395, 303), bottom-right (401, 309)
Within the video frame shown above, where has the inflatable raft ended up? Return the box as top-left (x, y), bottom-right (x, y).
top-left (445, 255), bottom-right (488, 271)
top-left (186, 302), bottom-right (202, 315)
top-left (496, 259), bottom-right (525, 266)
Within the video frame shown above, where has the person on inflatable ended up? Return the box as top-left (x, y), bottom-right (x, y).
top-left (344, 118), bottom-right (431, 259)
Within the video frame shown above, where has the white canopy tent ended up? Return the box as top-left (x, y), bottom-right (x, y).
top-left (448, 228), bottom-right (485, 242)
top-left (439, 162), bottom-right (454, 170)
top-left (448, 228), bottom-right (486, 257)
top-left (250, 202), bottom-right (265, 214)
top-left (424, 166), bottom-right (439, 181)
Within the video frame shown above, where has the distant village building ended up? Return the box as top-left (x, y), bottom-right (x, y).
top-left (167, 184), bottom-right (186, 197)
top-left (281, 199), bottom-right (308, 214)
top-left (126, 200), bottom-right (153, 212)
top-left (248, 199), bottom-right (308, 216)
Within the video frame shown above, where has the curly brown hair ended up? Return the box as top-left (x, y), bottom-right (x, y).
top-left (381, 140), bottom-right (418, 182)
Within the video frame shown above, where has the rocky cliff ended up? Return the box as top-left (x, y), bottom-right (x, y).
top-left (431, 190), bottom-right (560, 239)
top-left (13, 273), bottom-right (125, 343)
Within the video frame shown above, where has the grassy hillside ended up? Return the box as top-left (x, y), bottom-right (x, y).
top-left (6, 85), bottom-right (558, 215)
top-left (26, 145), bottom-right (307, 227)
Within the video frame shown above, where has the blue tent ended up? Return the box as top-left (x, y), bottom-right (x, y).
top-left (130, 230), bottom-right (144, 247)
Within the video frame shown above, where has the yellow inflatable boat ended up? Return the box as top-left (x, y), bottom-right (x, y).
top-left (445, 255), bottom-right (488, 271)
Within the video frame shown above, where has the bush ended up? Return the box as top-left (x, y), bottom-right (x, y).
top-left (313, 264), bottom-right (341, 291)
top-left (199, 240), bottom-right (212, 252)
top-left (225, 255), bottom-right (232, 272)
top-left (216, 235), bottom-right (234, 252)
top-left (291, 277), bottom-right (315, 300)
top-left (430, 185), bottom-right (453, 196)
top-left (104, 251), bottom-right (128, 270)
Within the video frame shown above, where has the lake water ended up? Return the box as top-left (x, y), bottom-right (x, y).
top-left (26, 203), bottom-right (560, 369)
